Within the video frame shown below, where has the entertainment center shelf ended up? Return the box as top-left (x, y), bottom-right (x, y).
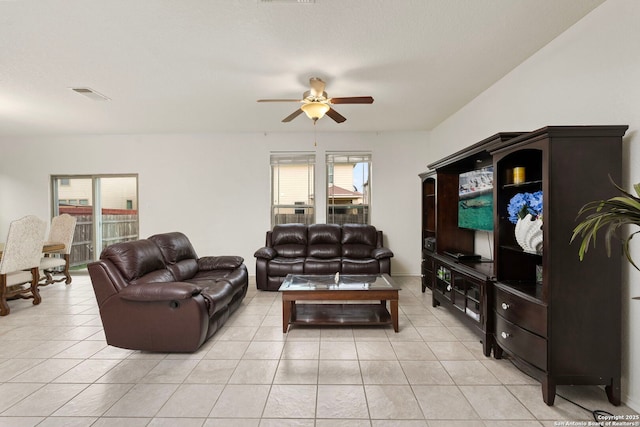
top-left (419, 125), bottom-right (628, 406)
top-left (419, 171), bottom-right (436, 292)
top-left (503, 180), bottom-right (541, 188)
top-left (431, 253), bottom-right (494, 356)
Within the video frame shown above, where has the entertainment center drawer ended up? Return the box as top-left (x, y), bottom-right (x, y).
top-left (494, 286), bottom-right (547, 337)
top-left (494, 315), bottom-right (547, 371)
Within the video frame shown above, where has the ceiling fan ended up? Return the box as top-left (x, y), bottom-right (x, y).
top-left (257, 77), bottom-right (374, 124)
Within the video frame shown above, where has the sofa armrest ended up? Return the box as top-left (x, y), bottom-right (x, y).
top-left (119, 282), bottom-right (202, 302)
top-left (371, 247), bottom-right (394, 260)
top-left (198, 256), bottom-right (244, 271)
top-left (254, 247), bottom-right (277, 260)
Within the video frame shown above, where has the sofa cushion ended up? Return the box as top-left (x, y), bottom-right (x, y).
top-left (130, 269), bottom-right (175, 285)
top-left (308, 224), bottom-right (341, 258)
top-left (272, 224), bottom-right (307, 257)
top-left (268, 257), bottom-right (305, 276)
top-left (342, 224), bottom-right (377, 246)
top-left (191, 270), bottom-right (234, 282)
top-left (342, 244), bottom-right (374, 259)
top-left (167, 259), bottom-right (199, 281)
top-left (197, 267), bottom-right (248, 294)
top-left (198, 256), bottom-right (244, 270)
top-left (342, 224), bottom-right (377, 259)
top-left (305, 257), bottom-right (341, 274)
top-left (342, 258), bottom-right (380, 274)
top-left (200, 282), bottom-right (235, 315)
top-left (149, 232), bottom-right (198, 264)
top-left (307, 244), bottom-right (341, 258)
top-left (101, 240), bottom-right (166, 282)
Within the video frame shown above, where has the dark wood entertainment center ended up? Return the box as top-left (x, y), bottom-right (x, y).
top-left (420, 125), bottom-right (628, 406)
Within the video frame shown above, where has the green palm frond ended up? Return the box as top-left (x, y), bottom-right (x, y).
top-left (571, 176), bottom-right (640, 271)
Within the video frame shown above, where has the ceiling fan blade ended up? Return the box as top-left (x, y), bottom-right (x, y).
top-left (326, 107), bottom-right (346, 123)
top-left (329, 96), bottom-right (374, 104)
top-left (257, 99), bottom-right (302, 102)
top-left (282, 108), bottom-right (304, 122)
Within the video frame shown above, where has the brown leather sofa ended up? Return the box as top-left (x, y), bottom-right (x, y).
top-left (254, 223), bottom-right (393, 291)
top-left (87, 232), bottom-right (248, 352)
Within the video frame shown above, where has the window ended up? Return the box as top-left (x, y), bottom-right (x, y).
top-left (326, 152), bottom-right (371, 225)
top-left (271, 153), bottom-right (315, 226)
top-left (51, 174), bottom-right (139, 267)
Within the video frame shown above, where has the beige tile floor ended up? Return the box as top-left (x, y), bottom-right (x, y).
top-left (0, 273), bottom-right (637, 426)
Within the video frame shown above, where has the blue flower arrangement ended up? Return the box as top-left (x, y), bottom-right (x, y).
top-left (507, 191), bottom-right (543, 224)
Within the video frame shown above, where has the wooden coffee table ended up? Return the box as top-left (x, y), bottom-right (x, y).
top-left (279, 273), bottom-right (401, 333)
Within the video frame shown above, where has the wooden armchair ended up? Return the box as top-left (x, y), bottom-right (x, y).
top-left (40, 213), bottom-right (77, 285)
top-left (0, 215), bottom-right (47, 316)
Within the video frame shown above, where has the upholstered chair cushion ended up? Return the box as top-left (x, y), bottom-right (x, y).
top-left (40, 257), bottom-right (66, 271)
top-left (0, 215), bottom-right (47, 274)
top-left (46, 214), bottom-right (76, 255)
top-left (39, 213), bottom-right (78, 285)
top-left (0, 215), bottom-right (48, 315)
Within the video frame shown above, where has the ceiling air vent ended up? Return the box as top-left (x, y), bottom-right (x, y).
top-left (70, 87), bottom-right (111, 101)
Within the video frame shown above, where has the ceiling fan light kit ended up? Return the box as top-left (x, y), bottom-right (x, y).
top-left (301, 102), bottom-right (330, 122)
top-left (257, 77), bottom-right (374, 124)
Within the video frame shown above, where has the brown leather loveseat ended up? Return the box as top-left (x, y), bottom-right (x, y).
top-left (254, 223), bottom-right (393, 291)
top-left (88, 232), bottom-right (248, 352)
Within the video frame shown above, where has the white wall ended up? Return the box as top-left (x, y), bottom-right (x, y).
top-left (430, 0), bottom-right (640, 410)
top-left (0, 130), bottom-right (430, 276)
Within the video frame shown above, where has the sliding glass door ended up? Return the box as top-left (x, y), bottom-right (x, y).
top-left (51, 174), bottom-right (138, 267)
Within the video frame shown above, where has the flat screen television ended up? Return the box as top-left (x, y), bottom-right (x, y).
top-left (458, 166), bottom-right (494, 231)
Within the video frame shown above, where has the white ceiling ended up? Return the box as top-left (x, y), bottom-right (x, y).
top-left (0, 0), bottom-right (605, 136)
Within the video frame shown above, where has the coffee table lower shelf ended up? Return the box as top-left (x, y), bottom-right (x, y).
top-left (279, 274), bottom-right (400, 333)
top-left (289, 303), bottom-right (392, 328)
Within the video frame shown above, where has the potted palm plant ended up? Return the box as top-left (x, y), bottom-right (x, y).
top-left (572, 178), bottom-right (640, 299)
